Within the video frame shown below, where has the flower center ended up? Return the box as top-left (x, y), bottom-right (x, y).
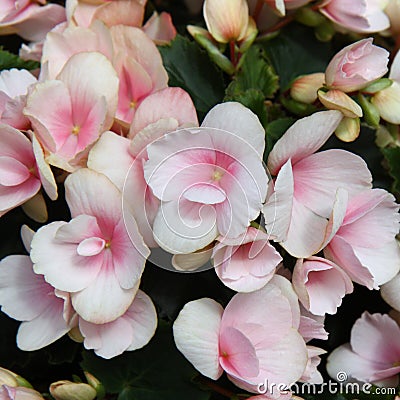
top-left (212, 169), bottom-right (224, 181)
top-left (130, 99), bottom-right (137, 109)
top-left (71, 125), bottom-right (80, 135)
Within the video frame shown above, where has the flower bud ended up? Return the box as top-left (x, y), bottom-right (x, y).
top-left (314, 19), bottom-right (335, 42)
top-left (84, 372), bottom-right (105, 400)
top-left (325, 38), bottom-right (389, 92)
top-left (0, 368), bottom-right (18, 387)
top-left (291, 73), bottom-right (325, 104)
top-left (50, 381), bottom-right (97, 400)
top-left (371, 81), bottom-right (400, 124)
top-left (375, 125), bottom-right (400, 148)
top-left (281, 96), bottom-right (317, 115)
top-left (318, 89), bottom-right (363, 118)
top-left (335, 116), bottom-right (361, 142)
top-left (358, 93), bottom-right (380, 127)
top-left (203, 0), bottom-right (249, 43)
top-left (295, 7), bottom-right (326, 27)
top-left (362, 78), bottom-right (393, 94)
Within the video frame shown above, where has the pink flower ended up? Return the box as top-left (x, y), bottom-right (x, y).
top-left (78, 290), bottom-right (157, 359)
top-left (31, 168), bottom-right (150, 324)
top-left (24, 52), bottom-right (119, 172)
top-left (0, 0), bottom-right (65, 41)
top-left (298, 305), bottom-right (329, 342)
top-left (0, 227), bottom-right (73, 351)
top-left (324, 189), bottom-right (400, 289)
top-left (292, 256), bottom-right (353, 315)
top-left (213, 227), bottom-right (282, 292)
top-left (0, 385), bottom-right (44, 400)
top-left (143, 102), bottom-right (268, 254)
top-left (142, 11), bottom-right (177, 45)
top-left (319, 0), bottom-right (390, 33)
top-left (173, 276), bottom-right (308, 395)
top-left (0, 69), bottom-right (36, 130)
top-left (300, 346), bottom-right (326, 384)
top-left (88, 87), bottom-right (198, 247)
top-left (264, 0), bottom-right (312, 17)
top-left (327, 312), bottom-right (400, 386)
top-left (325, 38), bottom-right (389, 92)
top-left (0, 125), bottom-right (57, 217)
top-left (263, 110), bottom-right (372, 258)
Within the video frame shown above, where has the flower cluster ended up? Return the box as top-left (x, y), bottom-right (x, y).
top-left (0, 0), bottom-right (400, 399)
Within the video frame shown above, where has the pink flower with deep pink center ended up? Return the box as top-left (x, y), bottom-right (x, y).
top-left (327, 312), bottom-right (400, 387)
top-left (173, 275), bottom-right (308, 395)
top-left (0, 0), bottom-right (65, 42)
top-left (88, 87), bottom-right (198, 247)
top-left (24, 51), bottom-right (119, 172)
top-left (213, 227), bottom-right (282, 292)
top-left (292, 256), bottom-right (353, 316)
top-left (263, 110), bottom-right (372, 258)
top-left (143, 102), bottom-right (268, 254)
top-left (0, 124), bottom-right (57, 217)
top-left (319, 0), bottom-right (390, 34)
top-left (324, 188), bottom-right (400, 289)
top-left (325, 38), bottom-right (389, 92)
top-left (31, 168), bottom-right (150, 324)
top-left (0, 69), bottom-right (36, 130)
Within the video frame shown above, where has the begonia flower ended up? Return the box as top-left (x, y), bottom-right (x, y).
top-left (263, 110), bottom-right (372, 258)
top-left (0, 385), bottom-right (44, 400)
top-left (264, 0), bottom-right (312, 17)
top-left (213, 227), bottom-right (282, 292)
top-left (319, 0), bottom-right (390, 33)
top-left (144, 102), bottom-right (268, 254)
top-left (324, 188), bottom-right (400, 289)
top-left (300, 346), bottom-right (326, 384)
top-left (142, 12), bottom-right (177, 45)
top-left (24, 52), bottom-right (119, 172)
top-left (31, 169), bottom-right (150, 324)
top-left (292, 256), bottom-right (353, 316)
top-left (173, 275), bottom-right (308, 396)
top-left (327, 312), bottom-right (400, 386)
top-left (324, 38), bottom-right (389, 92)
top-left (0, 69), bottom-right (36, 130)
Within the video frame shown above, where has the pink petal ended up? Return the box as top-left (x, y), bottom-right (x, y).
top-left (183, 182), bottom-right (226, 204)
top-left (0, 156), bottom-right (30, 186)
top-left (267, 111), bottom-right (343, 175)
top-left (142, 11), bottom-right (177, 45)
top-left (0, 69), bottom-right (36, 99)
top-left (381, 272), bottom-right (400, 311)
top-left (173, 298), bottom-right (224, 380)
top-left (77, 237), bottom-right (106, 257)
top-left (129, 87), bottom-right (198, 139)
top-left (219, 327), bottom-right (259, 379)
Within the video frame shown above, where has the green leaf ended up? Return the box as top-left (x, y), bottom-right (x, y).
top-left (81, 322), bottom-right (211, 400)
top-left (158, 35), bottom-right (225, 118)
top-left (262, 23), bottom-right (333, 90)
top-left (226, 45), bottom-right (279, 99)
top-left (0, 48), bottom-right (39, 71)
top-left (381, 147), bottom-right (400, 195)
top-left (264, 117), bottom-right (295, 159)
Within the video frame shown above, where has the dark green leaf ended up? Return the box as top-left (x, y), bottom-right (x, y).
top-left (158, 35), bottom-right (225, 118)
top-left (381, 147), bottom-right (400, 195)
top-left (264, 117), bottom-right (295, 159)
top-left (225, 88), bottom-right (267, 128)
top-left (262, 23), bottom-right (333, 90)
top-left (226, 45), bottom-right (279, 99)
top-left (0, 48), bottom-right (39, 71)
top-left (81, 322), bottom-right (211, 400)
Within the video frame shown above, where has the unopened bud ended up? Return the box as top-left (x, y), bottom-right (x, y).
top-left (68, 326), bottom-right (84, 343)
top-left (291, 73), bottom-right (325, 104)
top-left (362, 78), bottom-right (393, 94)
top-left (371, 81), bottom-right (400, 124)
top-left (376, 124), bottom-right (400, 148)
top-left (295, 7), bottom-right (326, 27)
top-left (318, 89), bottom-right (363, 118)
top-left (281, 96), bottom-right (317, 116)
top-left (0, 368), bottom-right (18, 387)
top-left (335, 117), bottom-right (360, 142)
top-left (50, 381), bottom-right (96, 400)
top-left (315, 19), bottom-right (335, 42)
top-left (84, 372), bottom-right (105, 400)
top-left (358, 94), bottom-right (380, 127)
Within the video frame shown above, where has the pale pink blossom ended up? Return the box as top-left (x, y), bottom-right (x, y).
top-left (30, 169), bottom-right (150, 324)
top-left (0, 1), bottom-right (65, 41)
top-left (0, 227), bottom-right (73, 351)
top-left (324, 188), bottom-right (400, 289)
top-left (264, 0), bottom-right (312, 17)
top-left (213, 227), bottom-right (282, 292)
top-left (292, 256), bottom-right (353, 316)
top-left (142, 12), bottom-right (177, 45)
top-left (298, 306), bottom-right (329, 342)
top-left (0, 385), bottom-right (44, 400)
top-left (0, 69), bottom-right (36, 130)
top-left (173, 276), bottom-right (308, 395)
top-left (325, 38), bottom-right (389, 92)
top-left (88, 87), bottom-right (198, 247)
top-left (327, 312), bottom-right (400, 386)
top-left (263, 110), bottom-right (372, 258)
top-left (78, 290), bottom-right (157, 359)
top-left (0, 125), bottom-right (57, 217)
top-left (300, 346), bottom-right (326, 384)
top-left (203, 0), bottom-right (249, 43)
top-left (319, 0), bottom-right (390, 33)
top-left (24, 52), bottom-right (119, 172)
top-left (144, 102), bottom-right (268, 254)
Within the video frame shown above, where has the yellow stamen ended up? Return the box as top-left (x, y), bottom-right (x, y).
top-left (393, 361), bottom-right (400, 367)
top-left (212, 169), bottom-right (224, 181)
top-left (71, 125), bottom-right (80, 135)
top-left (105, 240), bottom-right (111, 249)
top-left (130, 100), bottom-right (137, 109)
